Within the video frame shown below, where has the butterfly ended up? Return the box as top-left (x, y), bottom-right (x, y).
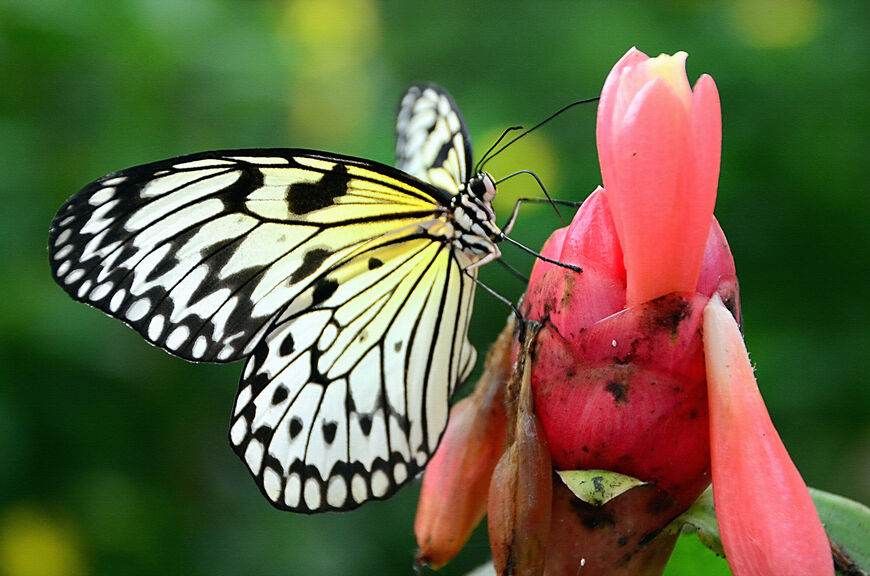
top-left (48, 83), bottom-right (508, 513)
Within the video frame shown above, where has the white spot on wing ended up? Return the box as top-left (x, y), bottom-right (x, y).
top-left (263, 467), bottom-right (282, 501)
top-left (317, 323), bottom-right (338, 351)
top-left (303, 478), bottom-right (322, 510)
top-left (77, 280), bottom-right (92, 299)
top-left (109, 289), bottom-right (126, 313)
top-left (55, 229), bottom-right (71, 246)
top-left (245, 439), bottom-right (265, 473)
top-left (80, 199), bottom-right (120, 235)
top-left (371, 469), bottom-right (389, 498)
top-left (284, 474), bottom-right (301, 508)
top-left (229, 156), bottom-right (289, 165)
top-left (351, 474), bottom-right (367, 503)
top-left (191, 336), bottom-right (208, 359)
top-left (64, 268), bottom-right (85, 285)
top-left (147, 315), bottom-right (165, 341)
top-left (326, 476), bottom-right (348, 508)
top-left (230, 418), bottom-right (248, 445)
top-left (393, 462), bottom-right (408, 484)
top-left (234, 385), bottom-right (252, 416)
top-left (173, 158), bottom-right (235, 169)
top-left (89, 282), bottom-right (113, 302)
top-left (165, 325), bottom-right (190, 350)
top-left (88, 187), bottom-right (115, 206)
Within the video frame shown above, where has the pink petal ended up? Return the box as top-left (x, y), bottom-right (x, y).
top-left (559, 187), bottom-right (625, 282)
top-left (607, 76), bottom-right (699, 305)
top-left (597, 47), bottom-right (649, 200)
top-left (704, 296), bottom-right (833, 576)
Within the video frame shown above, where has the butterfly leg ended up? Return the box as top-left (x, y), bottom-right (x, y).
top-left (498, 235), bottom-right (583, 275)
top-left (465, 271), bottom-right (527, 343)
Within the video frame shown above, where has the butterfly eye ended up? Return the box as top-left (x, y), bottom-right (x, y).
top-left (466, 173), bottom-right (497, 204)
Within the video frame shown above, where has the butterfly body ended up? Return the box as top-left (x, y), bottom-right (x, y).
top-left (50, 84), bottom-right (502, 512)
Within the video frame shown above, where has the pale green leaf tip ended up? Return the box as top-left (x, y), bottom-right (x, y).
top-left (556, 469), bottom-right (648, 506)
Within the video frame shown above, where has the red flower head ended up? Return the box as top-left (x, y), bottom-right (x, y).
top-left (522, 47), bottom-right (831, 575)
top-left (523, 48), bottom-right (730, 510)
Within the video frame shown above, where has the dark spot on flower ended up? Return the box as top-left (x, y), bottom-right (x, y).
top-left (572, 501), bottom-right (615, 530)
top-left (606, 380), bottom-right (629, 404)
top-left (591, 475), bottom-right (605, 493)
top-left (646, 492), bottom-right (677, 515)
top-left (639, 530), bottom-right (661, 546)
top-left (689, 409), bottom-right (698, 419)
top-left (618, 536), bottom-right (628, 546)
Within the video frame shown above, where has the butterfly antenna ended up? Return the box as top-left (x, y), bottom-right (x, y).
top-left (474, 125), bottom-right (524, 175)
top-left (496, 169), bottom-right (564, 224)
top-left (478, 96), bottom-right (598, 173)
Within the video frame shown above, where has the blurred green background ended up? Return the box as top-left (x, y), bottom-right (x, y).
top-left (1, 0), bottom-right (867, 574)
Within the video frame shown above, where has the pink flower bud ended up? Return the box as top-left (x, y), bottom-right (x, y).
top-left (414, 324), bottom-right (512, 569)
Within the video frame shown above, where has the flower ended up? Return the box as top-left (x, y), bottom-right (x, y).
top-left (520, 47), bottom-right (830, 575)
top-left (523, 48), bottom-right (731, 511)
top-left (704, 294), bottom-right (832, 576)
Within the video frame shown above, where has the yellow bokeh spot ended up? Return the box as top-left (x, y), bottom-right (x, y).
top-left (730, 0), bottom-right (821, 48)
top-left (478, 129), bottom-right (561, 222)
top-left (282, 0), bottom-right (380, 62)
top-left (0, 508), bottom-right (85, 576)
top-left (279, 0), bottom-right (382, 145)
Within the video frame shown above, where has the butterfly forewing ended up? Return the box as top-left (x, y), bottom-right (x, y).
top-left (396, 83), bottom-right (473, 196)
top-left (50, 150), bottom-right (444, 364)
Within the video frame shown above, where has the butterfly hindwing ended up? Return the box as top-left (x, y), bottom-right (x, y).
top-left (229, 228), bottom-right (477, 511)
top-left (49, 149), bottom-right (447, 364)
top-left (396, 83), bottom-right (473, 195)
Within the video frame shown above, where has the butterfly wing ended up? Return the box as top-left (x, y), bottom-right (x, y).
top-left (49, 149), bottom-right (447, 363)
top-left (396, 83), bottom-right (473, 195)
top-left (49, 147), bottom-right (480, 512)
top-left (230, 228), bottom-right (477, 511)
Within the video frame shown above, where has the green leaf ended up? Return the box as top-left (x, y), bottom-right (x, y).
top-left (809, 487), bottom-right (870, 575)
top-left (665, 487), bottom-right (724, 557)
top-left (665, 486), bottom-right (870, 575)
top-left (555, 469), bottom-right (647, 506)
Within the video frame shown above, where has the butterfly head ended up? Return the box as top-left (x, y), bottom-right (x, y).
top-left (467, 172), bottom-right (497, 204)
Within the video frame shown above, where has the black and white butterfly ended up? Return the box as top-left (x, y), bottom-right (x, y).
top-left (48, 83), bottom-right (517, 513)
